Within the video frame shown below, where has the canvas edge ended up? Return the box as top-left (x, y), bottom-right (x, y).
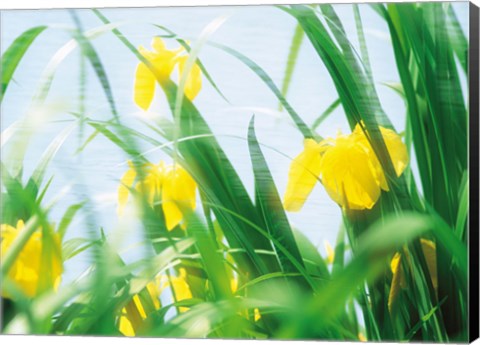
top-left (469, 1), bottom-right (480, 343)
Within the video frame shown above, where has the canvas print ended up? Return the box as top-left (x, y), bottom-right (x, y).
top-left (0, 2), bottom-right (478, 342)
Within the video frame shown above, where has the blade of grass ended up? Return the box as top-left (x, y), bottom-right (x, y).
top-left (208, 41), bottom-right (314, 139)
top-left (279, 23), bottom-right (304, 111)
top-left (248, 116), bottom-right (306, 278)
top-left (311, 98), bottom-right (340, 131)
top-left (1, 26), bottom-right (47, 103)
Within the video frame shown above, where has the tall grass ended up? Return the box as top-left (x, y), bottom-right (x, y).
top-left (0, 2), bottom-right (470, 342)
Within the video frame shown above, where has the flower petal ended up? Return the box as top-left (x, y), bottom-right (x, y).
top-left (119, 311), bottom-right (136, 337)
top-left (134, 62), bottom-right (156, 111)
top-left (118, 166), bottom-right (137, 215)
top-left (319, 136), bottom-right (381, 210)
top-left (171, 268), bottom-right (193, 313)
top-left (284, 139), bottom-right (324, 212)
top-left (177, 55), bottom-right (202, 100)
top-left (151, 36), bottom-right (167, 53)
top-left (353, 124), bottom-right (408, 191)
top-left (1, 222), bottom-right (62, 299)
top-left (162, 165), bottom-right (197, 231)
top-left (420, 239), bottom-right (437, 292)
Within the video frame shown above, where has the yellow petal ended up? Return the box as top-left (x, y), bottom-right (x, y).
top-left (151, 36), bottom-right (168, 54)
top-left (171, 268), bottom-right (193, 313)
top-left (145, 281), bottom-right (162, 310)
top-left (1, 222), bottom-right (62, 299)
top-left (324, 240), bottom-right (335, 265)
top-left (162, 164), bottom-right (197, 231)
top-left (230, 277), bottom-right (239, 294)
top-left (177, 55), bottom-right (202, 100)
top-left (144, 172), bottom-right (164, 206)
top-left (388, 252), bottom-right (405, 313)
top-left (319, 135), bottom-right (381, 210)
top-left (119, 311), bottom-right (136, 337)
top-left (132, 295), bottom-right (147, 319)
top-left (118, 279), bottom-right (163, 336)
top-left (254, 308), bottom-right (261, 322)
top-left (118, 166), bottom-right (137, 215)
top-left (379, 126), bottom-right (409, 177)
top-left (358, 332), bottom-right (367, 342)
top-left (388, 240), bottom-right (436, 314)
top-left (353, 124), bottom-right (408, 191)
top-left (420, 239), bottom-right (437, 292)
top-left (284, 139), bottom-right (325, 212)
top-left (134, 62), bottom-right (156, 111)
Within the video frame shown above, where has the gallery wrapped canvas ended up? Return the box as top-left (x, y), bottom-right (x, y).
top-left (0, 1), bottom-right (479, 342)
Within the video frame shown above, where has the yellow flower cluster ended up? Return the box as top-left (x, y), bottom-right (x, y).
top-left (118, 161), bottom-right (197, 231)
top-left (119, 268), bottom-right (192, 336)
top-left (119, 270), bottom-right (261, 336)
top-left (284, 123), bottom-right (408, 211)
top-left (134, 37), bottom-right (202, 111)
top-left (1, 220), bottom-right (63, 299)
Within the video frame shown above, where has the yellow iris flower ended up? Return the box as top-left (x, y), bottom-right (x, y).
top-left (119, 268), bottom-right (193, 336)
top-left (134, 37), bottom-right (202, 111)
top-left (388, 239), bottom-right (437, 313)
top-left (118, 161), bottom-right (197, 231)
top-left (284, 123), bottom-right (408, 211)
top-left (0, 220), bottom-right (63, 298)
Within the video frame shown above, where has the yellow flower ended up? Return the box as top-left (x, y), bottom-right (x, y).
top-left (324, 240), bottom-right (335, 265)
top-left (134, 37), bottom-right (202, 111)
top-left (119, 269), bottom-right (193, 336)
top-left (230, 276), bottom-right (261, 322)
top-left (358, 332), bottom-right (367, 342)
top-left (119, 282), bottom-right (161, 337)
top-left (284, 123), bottom-right (408, 211)
top-left (165, 268), bottom-right (193, 313)
top-left (1, 220), bottom-right (63, 298)
top-left (118, 161), bottom-right (197, 231)
top-left (388, 239), bottom-right (437, 314)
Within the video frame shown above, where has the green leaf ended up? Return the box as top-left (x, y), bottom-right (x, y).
top-left (208, 41), bottom-right (314, 139)
top-left (1, 26), bottom-right (47, 103)
top-left (279, 23), bottom-right (304, 110)
top-left (58, 202), bottom-right (85, 239)
top-left (247, 116), bottom-right (305, 277)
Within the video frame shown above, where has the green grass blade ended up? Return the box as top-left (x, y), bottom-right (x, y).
top-left (311, 98), bottom-right (340, 131)
top-left (1, 26), bottom-right (47, 103)
top-left (69, 11), bottom-right (119, 121)
top-left (58, 202), bottom-right (85, 239)
top-left (446, 3), bottom-right (468, 74)
top-left (247, 116), bottom-right (306, 277)
top-left (208, 41), bottom-right (314, 139)
top-left (279, 23), bottom-right (304, 110)
top-left (186, 213), bottom-right (232, 300)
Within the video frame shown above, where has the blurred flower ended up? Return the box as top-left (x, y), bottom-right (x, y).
top-left (284, 123), bottom-right (408, 211)
top-left (358, 332), bottom-right (367, 342)
top-left (118, 161), bottom-right (197, 231)
top-left (165, 268), bottom-right (194, 313)
top-left (119, 269), bottom-right (193, 337)
top-left (0, 220), bottom-right (63, 298)
top-left (230, 276), bottom-right (261, 322)
top-left (323, 240), bottom-right (335, 265)
top-left (134, 37), bottom-right (202, 111)
top-left (388, 239), bottom-right (437, 314)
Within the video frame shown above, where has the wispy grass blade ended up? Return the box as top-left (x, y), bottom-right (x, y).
top-left (1, 26), bottom-right (47, 103)
top-left (279, 23), bottom-right (304, 111)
